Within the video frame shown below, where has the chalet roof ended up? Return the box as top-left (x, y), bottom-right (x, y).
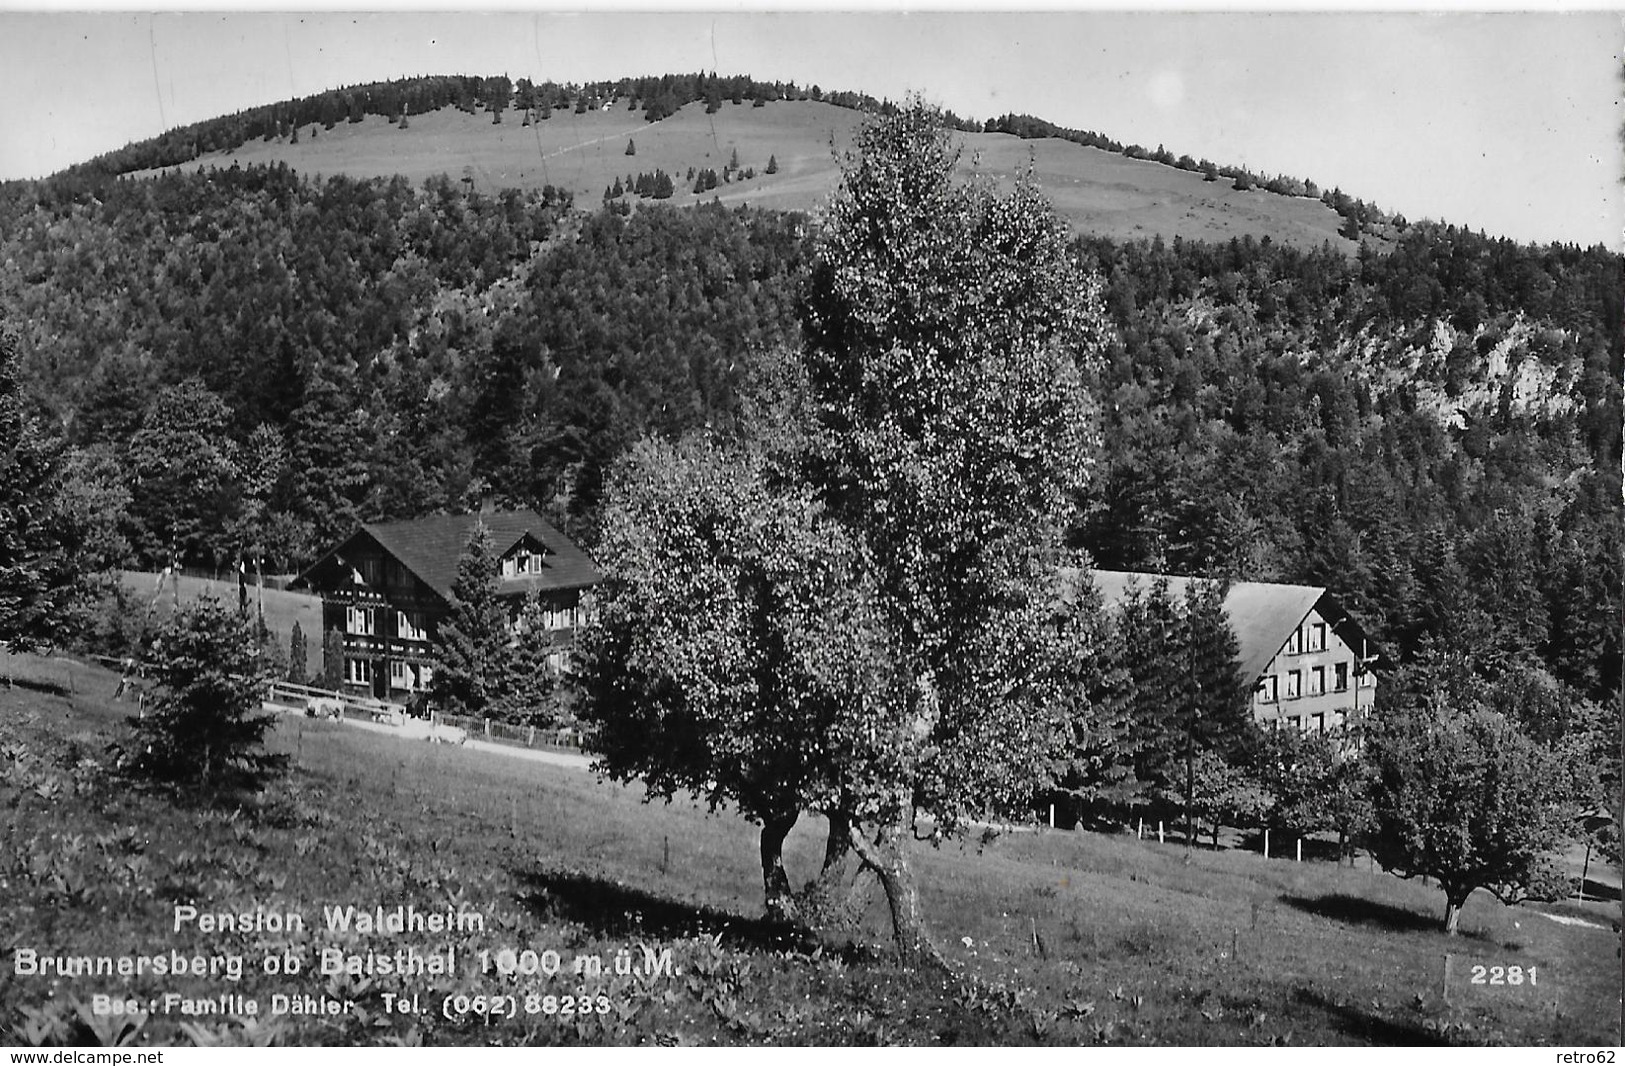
top-left (1060, 568), bottom-right (1351, 685)
top-left (297, 509), bottom-right (601, 606)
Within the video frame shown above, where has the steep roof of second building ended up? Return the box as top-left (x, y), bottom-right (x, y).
top-left (1061, 568), bottom-right (1330, 686)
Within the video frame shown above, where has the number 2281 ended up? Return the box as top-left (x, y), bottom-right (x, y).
top-left (1470, 964), bottom-right (1537, 986)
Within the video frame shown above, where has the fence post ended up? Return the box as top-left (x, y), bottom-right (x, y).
top-left (1296, 838), bottom-right (1302, 863)
top-left (1158, 821), bottom-right (1164, 844)
top-left (528, 725), bottom-right (535, 747)
top-left (484, 717), bottom-right (490, 736)
top-left (1263, 828), bottom-right (1270, 860)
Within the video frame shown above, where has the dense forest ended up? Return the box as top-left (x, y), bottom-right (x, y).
top-left (1075, 227), bottom-right (1622, 707)
top-left (0, 101), bottom-right (1618, 719)
top-left (0, 164), bottom-right (806, 566)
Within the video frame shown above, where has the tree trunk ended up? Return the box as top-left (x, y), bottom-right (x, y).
top-left (820, 811), bottom-right (851, 876)
top-left (759, 812), bottom-right (798, 920)
top-left (796, 811), bottom-right (868, 931)
top-left (846, 818), bottom-right (944, 969)
top-left (1442, 886), bottom-right (1470, 935)
top-left (1184, 745), bottom-right (1195, 847)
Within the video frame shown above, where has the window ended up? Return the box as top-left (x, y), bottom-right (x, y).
top-left (1310, 713), bottom-right (1325, 734)
top-left (1306, 622), bottom-right (1326, 652)
top-left (1308, 666), bottom-right (1325, 697)
top-left (346, 606), bottom-right (375, 635)
top-left (397, 611), bottom-right (427, 641)
top-left (1286, 628), bottom-right (1302, 655)
top-left (1257, 675), bottom-right (1279, 703)
top-left (345, 658), bottom-right (372, 685)
top-left (503, 549), bottom-right (545, 577)
top-left (390, 660), bottom-right (410, 688)
top-left (1334, 662), bottom-right (1349, 692)
top-left (1359, 669), bottom-right (1374, 689)
top-left (1286, 715), bottom-right (1301, 731)
top-left (1285, 670), bottom-right (1301, 700)
top-left (418, 664), bottom-right (433, 687)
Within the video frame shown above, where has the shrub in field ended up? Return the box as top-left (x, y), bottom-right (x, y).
top-left (125, 595), bottom-right (285, 794)
top-left (1366, 660), bottom-right (1578, 934)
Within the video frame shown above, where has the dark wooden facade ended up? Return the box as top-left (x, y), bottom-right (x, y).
top-left (292, 511), bottom-right (601, 702)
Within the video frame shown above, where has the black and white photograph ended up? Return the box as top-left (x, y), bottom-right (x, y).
top-left (0, 8), bottom-right (1620, 1051)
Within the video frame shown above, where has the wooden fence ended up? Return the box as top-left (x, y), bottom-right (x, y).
top-left (90, 652), bottom-right (585, 752)
top-left (431, 710), bottom-right (586, 753)
top-left (265, 679), bottom-right (401, 723)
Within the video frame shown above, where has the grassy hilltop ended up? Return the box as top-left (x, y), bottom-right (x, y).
top-left (140, 99), bottom-right (1361, 253)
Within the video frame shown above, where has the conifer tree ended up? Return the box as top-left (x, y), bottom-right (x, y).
top-left (125, 379), bottom-right (241, 568)
top-left (1174, 578), bottom-right (1252, 840)
top-left (427, 522), bottom-right (511, 718)
top-left (0, 333), bottom-right (100, 653)
top-left (494, 589), bottom-right (557, 725)
top-left (127, 596), bottom-right (284, 794)
top-left (287, 620), bottom-right (308, 685)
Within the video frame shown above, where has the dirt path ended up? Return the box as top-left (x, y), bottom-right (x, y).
top-left (533, 118), bottom-right (662, 162)
top-left (267, 699), bottom-right (594, 771)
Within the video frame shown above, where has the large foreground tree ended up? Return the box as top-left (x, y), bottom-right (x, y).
top-left (578, 104), bottom-right (1113, 963)
top-left (580, 434), bottom-right (895, 920)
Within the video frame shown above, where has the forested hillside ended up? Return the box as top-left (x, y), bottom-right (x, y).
top-left (1074, 229), bottom-right (1621, 707)
top-left (0, 164), bottom-right (806, 565)
top-left (0, 106), bottom-right (1618, 710)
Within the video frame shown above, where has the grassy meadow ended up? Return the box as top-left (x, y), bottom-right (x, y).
top-left (113, 571), bottom-right (323, 679)
top-left (143, 99), bottom-right (1361, 254)
top-left (1, 651), bottom-right (1618, 1047)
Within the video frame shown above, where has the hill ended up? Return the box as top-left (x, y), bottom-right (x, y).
top-left (133, 99), bottom-right (1365, 254)
top-left (2, 91), bottom-right (1617, 715)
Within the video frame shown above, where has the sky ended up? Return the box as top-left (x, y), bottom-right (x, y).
top-left (0, 9), bottom-right (1620, 248)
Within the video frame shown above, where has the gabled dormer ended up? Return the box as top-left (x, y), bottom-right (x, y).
top-left (499, 532), bottom-right (552, 580)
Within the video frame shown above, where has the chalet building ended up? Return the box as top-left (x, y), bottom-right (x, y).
top-left (1064, 569), bottom-right (1379, 733)
top-left (291, 510), bottom-right (601, 701)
